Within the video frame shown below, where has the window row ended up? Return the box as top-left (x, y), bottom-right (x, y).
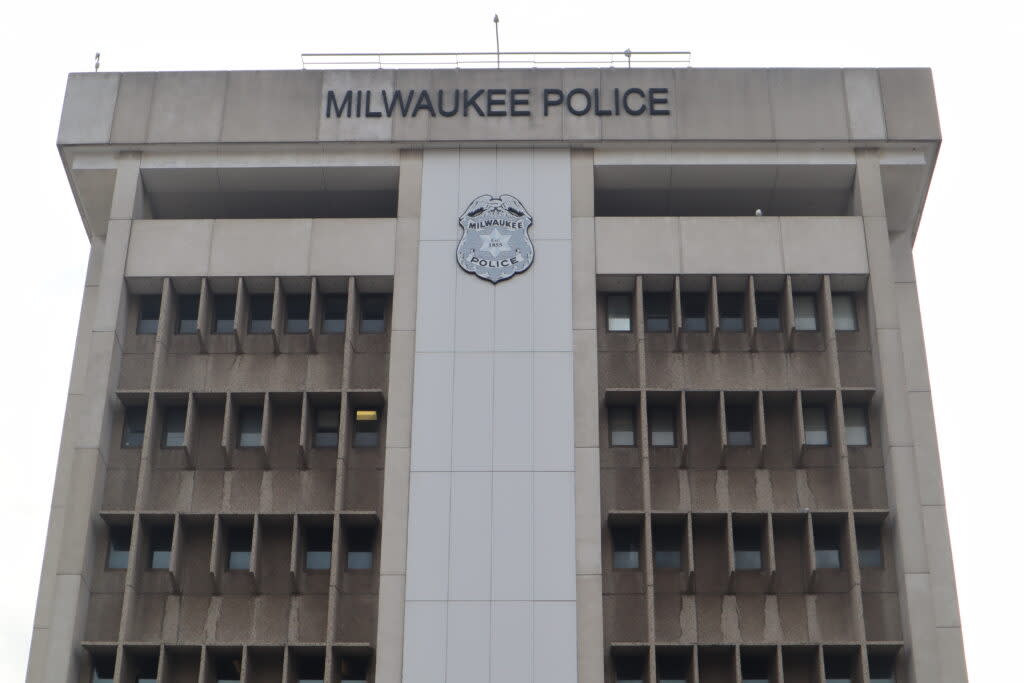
top-left (119, 393), bottom-right (382, 465)
top-left (604, 276), bottom-right (860, 337)
top-left (88, 645), bottom-right (370, 683)
top-left (608, 513), bottom-right (885, 587)
top-left (133, 278), bottom-right (388, 339)
top-left (104, 514), bottom-right (377, 583)
top-left (607, 391), bottom-right (872, 455)
top-left (611, 644), bottom-right (898, 683)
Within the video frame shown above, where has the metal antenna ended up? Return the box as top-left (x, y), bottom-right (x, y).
top-left (493, 15), bottom-right (500, 68)
top-left (94, 52), bottom-right (100, 72)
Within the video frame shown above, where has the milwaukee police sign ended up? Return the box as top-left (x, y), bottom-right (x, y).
top-left (325, 86), bottom-right (670, 118)
top-left (457, 195), bottom-right (534, 284)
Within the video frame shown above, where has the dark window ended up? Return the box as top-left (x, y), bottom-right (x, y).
top-left (177, 294), bottom-right (199, 334)
top-left (248, 294), bottom-right (273, 334)
top-left (868, 654), bottom-right (895, 683)
top-left (612, 526), bottom-right (641, 570)
top-left (755, 292), bottom-right (781, 331)
top-left (122, 406), bottom-right (146, 448)
top-left (213, 294), bottom-right (236, 334)
top-left (338, 657), bottom-right (369, 683)
top-left (718, 292), bottom-right (745, 332)
top-left (346, 526), bottom-right (374, 570)
top-left (360, 294), bottom-right (387, 333)
top-left (107, 525), bottom-right (131, 570)
top-left (238, 406), bottom-right (263, 448)
top-left (305, 526), bottom-right (332, 571)
top-left (226, 526), bottom-right (252, 571)
top-left (824, 654), bottom-right (852, 683)
top-left (740, 655), bottom-right (771, 683)
top-left (322, 294), bottom-right (347, 333)
top-left (286, 294), bottom-right (310, 334)
top-left (645, 292), bottom-right (671, 332)
top-left (148, 525), bottom-right (172, 570)
top-left (134, 656), bottom-right (158, 683)
top-left (681, 293), bottom-right (708, 332)
top-left (649, 405), bottom-right (676, 447)
top-left (161, 406), bottom-right (186, 448)
top-left (656, 654), bottom-right (688, 683)
top-left (614, 655), bottom-right (645, 683)
top-left (832, 293), bottom-right (858, 331)
top-left (137, 295), bottom-right (161, 334)
top-left (725, 403), bottom-right (753, 446)
top-left (91, 655), bottom-right (116, 683)
top-left (609, 405), bottom-right (636, 447)
top-left (314, 407), bottom-right (340, 448)
top-left (213, 655), bottom-right (242, 683)
top-left (733, 524), bottom-right (762, 570)
top-left (844, 404), bottom-right (870, 446)
top-left (857, 524), bottom-right (883, 569)
top-left (353, 409), bottom-right (380, 448)
top-left (607, 293), bottom-right (632, 332)
top-left (652, 523), bottom-right (682, 569)
top-left (803, 404), bottom-right (830, 446)
top-left (296, 654), bottom-right (325, 683)
top-left (814, 523), bottom-right (842, 569)
top-left (794, 293), bottom-right (818, 331)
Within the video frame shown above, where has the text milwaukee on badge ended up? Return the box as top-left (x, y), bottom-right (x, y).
top-left (325, 87), bottom-right (670, 118)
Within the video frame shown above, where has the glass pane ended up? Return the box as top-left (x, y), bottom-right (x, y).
top-left (725, 404), bottom-right (753, 446)
top-left (314, 407), bottom-right (340, 448)
top-left (122, 406), bottom-right (146, 448)
top-left (612, 527), bottom-right (641, 570)
top-left (305, 526), bottom-right (332, 570)
top-left (868, 654), bottom-right (895, 682)
top-left (718, 292), bottom-right (745, 332)
top-left (249, 294), bottom-right (273, 334)
top-left (657, 654), bottom-right (688, 683)
top-left (615, 656), bottom-right (645, 683)
top-left (213, 656), bottom-right (242, 683)
top-left (135, 658), bottom-right (158, 683)
top-left (353, 410), bottom-right (380, 448)
top-left (645, 292), bottom-right (671, 332)
top-left (794, 294), bottom-right (818, 331)
top-left (178, 294), bottom-right (199, 334)
top-left (814, 525), bottom-right (842, 569)
top-left (832, 294), bottom-right (857, 331)
top-left (858, 525), bottom-right (883, 568)
top-left (322, 294), bottom-right (347, 333)
top-left (607, 294), bottom-right (632, 332)
top-left (844, 404), bottom-right (869, 446)
top-left (92, 656), bottom-right (116, 683)
top-left (213, 294), bottom-right (236, 334)
top-left (226, 526), bottom-right (252, 571)
top-left (733, 525), bottom-right (762, 570)
top-left (137, 295), bottom-right (161, 334)
top-left (824, 654), bottom-right (852, 682)
top-left (162, 406), bottom-right (186, 448)
top-left (360, 294), bottom-right (387, 333)
top-left (649, 406), bottom-right (676, 447)
top-left (803, 404), bottom-right (830, 446)
top-left (682, 293), bottom-right (708, 332)
top-left (238, 407), bottom-right (263, 448)
top-left (108, 526), bottom-right (131, 569)
top-left (149, 526), bottom-right (172, 570)
top-left (756, 292), bottom-right (781, 331)
top-left (296, 656), bottom-right (325, 683)
top-left (653, 525), bottom-right (682, 569)
top-left (338, 658), bottom-right (368, 683)
top-left (347, 527), bottom-right (374, 569)
top-left (609, 406), bottom-right (635, 447)
top-left (286, 294), bottom-right (310, 334)
top-left (741, 655), bottom-right (771, 683)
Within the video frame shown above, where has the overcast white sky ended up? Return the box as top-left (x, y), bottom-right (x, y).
top-left (1, 1), bottom-right (1020, 680)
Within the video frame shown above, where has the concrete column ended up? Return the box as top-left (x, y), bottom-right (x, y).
top-left (27, 153), bottom-right (141, 683)
top-left (855, 150), bottom-right (967, 683)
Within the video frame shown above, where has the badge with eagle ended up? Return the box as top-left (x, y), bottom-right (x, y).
top-left (456, 194), bottom-right (535, 283)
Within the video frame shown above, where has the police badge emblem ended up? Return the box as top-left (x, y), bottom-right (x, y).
top-left (456, 194), bottom-right (535, 283)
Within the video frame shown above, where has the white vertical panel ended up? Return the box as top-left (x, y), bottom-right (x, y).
top-left (493, 272), bottom-right (534, 352)
top-left (533, 472), bottom-right (577, 600)
top-left (415, 241), bottom-right (458, 352)
top-left (446, 602), bottom-right (492, 683)
top-left (491, 472), bottom-right (533, 601)
top-left (492, 353), bottom-right (533, 471)
top-left (454, 272), bottom-right (496, 351)
top-left (402, 601), bottom-right (447, 683)
top-left (531, 239), bottom-right (574, 351)
top-left (449, 472), bottom-right (492, 601)
top-left (496, 148), bottom-right (534, 207)
top-left (410, 352), bottom-right (454, 471)
top-left (533, 352), bottom-right (574, 471)
top-left (451, 354), bottom-right (494, 470)
top-left (420, 149), bottom-right (461, 241)
top-left (532, 149), bottom-right (573, 240)
top-left (405, 472), bottom-right (451, 601)
top-left (491, 601), bottom-right (533, 683)
top-left (457, 149), bottom-right (498, 208)
top-left (533, 602), bottom-right (578, 683)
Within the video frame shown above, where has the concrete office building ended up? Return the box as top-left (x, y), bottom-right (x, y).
top-left (29, 60), bottom-right (967, 683)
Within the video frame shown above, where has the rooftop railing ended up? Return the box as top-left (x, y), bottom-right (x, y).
top-left (300, 51), bottom-right (691, 70)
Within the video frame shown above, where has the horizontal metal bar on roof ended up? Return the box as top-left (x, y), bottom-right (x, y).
top-left (300, 50), bottom-right (692, 70)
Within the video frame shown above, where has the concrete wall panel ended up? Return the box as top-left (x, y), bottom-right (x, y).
top-left (58, 73), bottom-right (119, 144)
top-left (147, 72), bottom-right (228, 143)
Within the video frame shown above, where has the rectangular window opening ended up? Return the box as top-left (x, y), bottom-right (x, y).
top-left (226, 525), bottom-right (252, 571)
top-left (803, 404), bottom-right (830, 446)
top-left (814, 523), bottom-right (842, 569)
top-left (162, 406), bottom-right (186, 448)
top-left (360, 294), bottom-right (387, 333)
top-left (238, 406), bottom-right (263, 448)
top-left (346, 526), bottom-right (374, 570)
top-left (286, 294), bottom-right (310, 334)
top-left (213, 655), bottom-right (242, 683)
top-left (148, 525), bottom-right (172, 570)
top-left (645, 292), bottom-right (671, 332)
top-left (614, 655), bottom-right (645, 683)
top-left (868, 654), bottom-right (895, 683)
top-left (338, 656), bottom-right (369, 683)
top-left (607, 293), bottom-right (632, 332)
top-left (649, 405), bottom-right (676, 447)
top-left (296, 655), bottom-right (325, 683)
top-left (857, 524), bottom-right (883, 569)
top-left (843, 404), bottom-right (870, 446)
top-left (137, 295), bottom-right (161, 335)
top-left (177, 294), bottom-right (199, 334)
top-left (794, 293), bottom-right (819, 331)
top-left (681, 292), bottom-right (708, 332)
top-left (733, 524), bottom-right (763, 571)
top-left (718, 292), bottom-right (745, 332)
top-left (725, 403), bottom-right (753, 447)
top-left (92, 655), bottom-right (116, 683)
top-left (656, 654), bottom-right (688, 683)
top-left (314, 406), bottom-right (340, 448)
top-left (740, 655), bottom-right (771, 683)
top-left (322, 294), bottom-right (347, 334)
top-left (824, 654), bottom-right (853, 683)
top-left (122, 406), bottom-right (147, 448)
top-left (652, 523), bottom-right (682, 569)
top-left (609, 405), bottom-right (636, 447)
top-left (755, 292), bottom-right (781, 331)
top-left (832, 293), bottom-right (858, 331)
top-left (134, 656), bottom-right (159, 683)
top-left (612, 526), bottom-right (641, 570)
top-left (213, 294), bottom-right (236, 334)
top-left (353, 409), bottom-right (380, 448)
top-left (107, 525), bottom-right (131, 570)
top-left (248, 294), bottom-right (273, 334)
top-left (305, 525), bottom-right (332, 571)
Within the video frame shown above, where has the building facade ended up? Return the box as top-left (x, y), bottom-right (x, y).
top-left (29, 65), bottom-right (967, 683)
